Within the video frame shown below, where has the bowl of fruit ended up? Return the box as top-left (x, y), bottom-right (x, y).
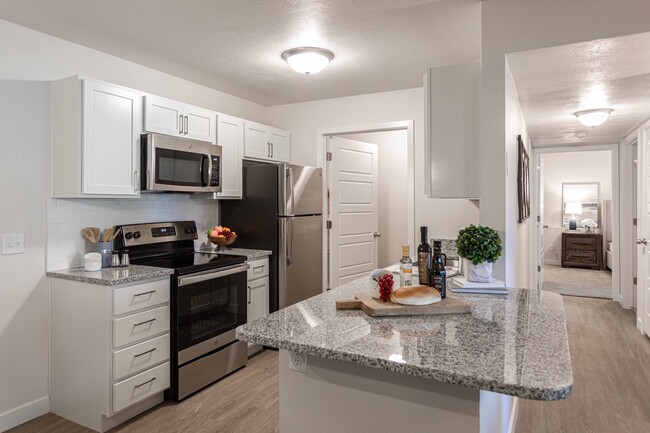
top-left (208, 226), bottom-right (237, 247)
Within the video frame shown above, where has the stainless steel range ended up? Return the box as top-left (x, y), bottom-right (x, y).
top-left (115, 221), bottom-right (249, 401)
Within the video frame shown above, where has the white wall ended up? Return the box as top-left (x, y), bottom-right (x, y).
top-left (542, 151), bottom-right (612, 264)
top-left (342, 131), bottom-right (408, 267)
top-left (47, 197), bottom-right (219, 271)
top-left (480, 0), bottom-right (650, 286)
top-left (266, 88), bottom-right (480, 246)
top-left (0, 82), bottom-right (50, 430)
top-left (505, 63), bottom-right (531, 289)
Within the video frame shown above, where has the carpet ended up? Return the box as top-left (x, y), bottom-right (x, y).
top-left (542, 265), bottom-right (612, 299)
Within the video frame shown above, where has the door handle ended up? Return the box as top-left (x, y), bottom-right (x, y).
top-left (271, 142), bottom-right (274, 158)
top-left (267, 142), bottom-right (272, 158)
top-left (247, 286), bottom-right (251, 304)
top-left (179, 114), bottom-right (183, 134)
top-left (134, 171), bottom-right (139, 192)
top-left (636, 238), bottom-right (648, 245)
top-left (543, 225), bottom-right (549, 229)
top-left (373, 232), bottom-right (382, 238)
top-left (184, 115), bottom-right (189, 135)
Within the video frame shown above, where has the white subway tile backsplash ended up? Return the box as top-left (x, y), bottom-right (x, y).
top-left (46, 195), bottom-right (219, 271)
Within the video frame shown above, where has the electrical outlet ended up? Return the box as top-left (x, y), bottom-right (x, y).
top-left (289, 351), bottom-right (307, 373)
top-left (2, 234), bottom-right (25, 255)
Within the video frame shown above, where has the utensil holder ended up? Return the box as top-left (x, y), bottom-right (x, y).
top-left (94, 242), bottom-right (114, 268)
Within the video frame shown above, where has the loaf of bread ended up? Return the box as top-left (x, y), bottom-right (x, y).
top-left (390, 285), bottom-right (442, 306)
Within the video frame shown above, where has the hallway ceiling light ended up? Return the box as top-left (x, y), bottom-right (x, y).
top-left (281, 47), bottom-right (334, 75)
top-left (574, 108), bottom-right (613, 127)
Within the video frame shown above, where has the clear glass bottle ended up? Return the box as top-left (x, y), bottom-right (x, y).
top-left (399, 244), bottom-right (413, 287)
top-left (417, 227), bottom-right (432, 285)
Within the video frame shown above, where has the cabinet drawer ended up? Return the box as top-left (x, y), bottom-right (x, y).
top-left (113, 362), bottom-right (170, 413)
top-left (113, 306), bottom-right (170, 348)
top-left (247, 258), bottom-right (269, 281)
top-left (113, 334), bottom-right (170, 381)
top-left (113, 279), bottom-right (170, 316)
top-left (564, 236), bottom-right (597, 250)
top-left (566, 250), bottom-right (597, 264)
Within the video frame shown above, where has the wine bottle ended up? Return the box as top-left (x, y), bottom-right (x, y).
top-left (399, 244), bottom-right (413, 287)
top-left (417, 227), bottom-right (432, 285)
top-left (431, 240), bottom-right (447, 298)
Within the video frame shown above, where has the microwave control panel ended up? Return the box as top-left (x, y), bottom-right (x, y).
top-left (210, 155), bottom-right (220, 187)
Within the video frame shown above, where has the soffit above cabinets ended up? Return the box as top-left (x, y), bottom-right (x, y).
top-left (0, 0), bottom-right (481, 106)
top-left (507, 31), bottom-right (650, 148)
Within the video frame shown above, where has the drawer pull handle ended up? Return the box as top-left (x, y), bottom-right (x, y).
top-left (133, 318), bottom-right (156, 327)
top-left (134, 377), bottom-right (156, 389)
top-left (133, 290), bottom-right (156, 297)
top-left (133, 348), bottom-right (157, 358)
top-left (254, 266), bottom-right (264, 273)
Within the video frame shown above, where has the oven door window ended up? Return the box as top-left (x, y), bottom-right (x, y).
top-left (177, 271), bottom-right (247, 352)
top-left (155, 147), bottom-right (208, 187)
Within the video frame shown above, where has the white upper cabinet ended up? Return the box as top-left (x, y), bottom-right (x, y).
top-left (51, 76), bottom-right (142, 197)
top-left (216, 114), bottom-right (244, 199)
top-left (143, 95), bottom-right (216, 144)
top-left (243, 121), bottom-right (291, 163)
top-left (425, 61), bottom-right (480, 199)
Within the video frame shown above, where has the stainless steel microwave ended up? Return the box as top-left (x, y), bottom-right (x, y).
top-left (141, 133), bottom-right (222, 193)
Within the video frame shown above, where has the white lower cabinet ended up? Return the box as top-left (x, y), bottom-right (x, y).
top-left (247, 257), bottom-right (270, 356)
top-left (50, 276), bottom-right (171, 432)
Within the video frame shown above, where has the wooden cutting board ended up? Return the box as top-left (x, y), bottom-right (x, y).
top-left (335, 292), bottom-right (472, 317)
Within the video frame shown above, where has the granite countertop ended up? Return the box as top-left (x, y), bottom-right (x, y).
top-left (236, 276), bottom-right (573, 401)
top-left (196, 245), bottom-right (272, 260)
top-left (47, 265), bottom-right (174, 286)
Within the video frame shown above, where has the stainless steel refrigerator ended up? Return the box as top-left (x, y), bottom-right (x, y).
top-left (220, 161), bottom-right (323, 312)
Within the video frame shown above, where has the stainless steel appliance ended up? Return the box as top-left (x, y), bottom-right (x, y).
top-left (220, 162), bottom-right (323, 311)
top-left (141, 133), bottom-right (222, 193)
top-left (115, 221), bottom-right (248, 401)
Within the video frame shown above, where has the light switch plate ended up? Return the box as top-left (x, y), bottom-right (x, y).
top-left (2, 234), bottom-right (25, 255)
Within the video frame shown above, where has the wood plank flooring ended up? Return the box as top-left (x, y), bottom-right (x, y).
top-left (9, 296), bottom-right (650, 433)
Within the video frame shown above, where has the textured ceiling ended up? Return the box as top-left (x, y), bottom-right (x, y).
top-left (0, 0), bottom-right (480, 106)
top-left (507, 32), bottom-right (650, 148)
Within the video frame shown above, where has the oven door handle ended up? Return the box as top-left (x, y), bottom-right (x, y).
top-left (178, 263), bottom-right (250, 287)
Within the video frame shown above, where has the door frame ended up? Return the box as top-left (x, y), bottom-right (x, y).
top-left (317, 121), bottom-right (416, 290)
top-left (530, 144), bottom-right (621, 304)
top-left (619, 129), bottom-right (638, 312)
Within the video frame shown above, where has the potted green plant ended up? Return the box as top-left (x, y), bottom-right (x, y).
top-left (456, 225), bottom-right (503, 283)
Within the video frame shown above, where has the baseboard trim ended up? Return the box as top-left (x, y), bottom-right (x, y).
top-left (508, 397), bottom-right (519, 433)
top-left (0, 396), bottom-right (49, 432)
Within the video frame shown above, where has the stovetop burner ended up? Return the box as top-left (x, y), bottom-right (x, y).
top-left (132, 252), bottom-right (246, 275)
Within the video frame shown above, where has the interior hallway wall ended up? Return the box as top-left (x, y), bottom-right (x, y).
top-left (542, 150), bottom-right (612, 265)
top-left (0, 81), bottom-right (50, 430)
top-left (342, 131), bottom-right (408, 267)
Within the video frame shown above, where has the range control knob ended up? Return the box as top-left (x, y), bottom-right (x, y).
top-left (192, 227), bottom-right (197, 233)
top-left (133, 231), bottom-right (142, 239)
top-left (185, 227), bottom-right (192, 234)
top-left (124, 232), bottom-right (133, 240)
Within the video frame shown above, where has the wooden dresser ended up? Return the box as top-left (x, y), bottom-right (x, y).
top-left (561, 231), bottom-right (603, 270)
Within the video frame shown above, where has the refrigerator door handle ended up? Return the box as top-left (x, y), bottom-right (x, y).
top-left (286, 217), bottom-right (293, 266)
top-left (288, 166), bottom-right (296, 217)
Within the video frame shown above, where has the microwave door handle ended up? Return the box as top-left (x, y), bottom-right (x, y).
top-left (200, 155), bottom-right (209, 186)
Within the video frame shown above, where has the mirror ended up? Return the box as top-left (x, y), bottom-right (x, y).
top-left (562, 182), bottom-right (600, 228)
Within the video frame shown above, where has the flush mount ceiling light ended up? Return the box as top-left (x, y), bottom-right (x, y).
top-left (281, 47), bottom-right (334, 75)
top-left (574, 108), bottom-right (613, 127)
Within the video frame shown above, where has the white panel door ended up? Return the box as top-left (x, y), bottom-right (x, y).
top-left (329, 137), bottom-right (378, 287)
top-left (637, 120), bottom-right (650, 336)
top-left (247, 277), bottom-right (269, 323)
top-left (244, 121), bottom-right (271, 160)
top-left (143, 94), bottom-right (183, 137)
top-left (184, 104), bottom-right (216, 143)
top-left (269, 127), bottom-right (291, 162)
top-left (82, 80), bottom-right (141, 195)
top-left (537, 153), bottom-right (545, 290)
top-left (216, 114), bottom-right (244, 198)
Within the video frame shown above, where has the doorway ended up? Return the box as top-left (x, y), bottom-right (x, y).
top-left (533, 148), bottom-right (617, 299)
top-left (318, 122), bottom-right (415, 290)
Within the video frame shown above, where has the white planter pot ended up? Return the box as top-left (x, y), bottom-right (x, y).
top-left (466, 261), bottom-right (492, 283)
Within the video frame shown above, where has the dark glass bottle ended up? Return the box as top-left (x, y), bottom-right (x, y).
top-left (431, 240), bottom-right (447, 299)
top-left (417, 227), bottom-right (432, 285)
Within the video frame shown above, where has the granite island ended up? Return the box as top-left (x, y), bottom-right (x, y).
top-left (236, 275), bottom-right (573, 433)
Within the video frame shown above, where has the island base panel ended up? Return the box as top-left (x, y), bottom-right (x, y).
top-left (279, 350), bottom-right (480, 433)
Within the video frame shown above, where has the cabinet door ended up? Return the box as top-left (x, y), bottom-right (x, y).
top-left (184, 104), bottom-right (216, 143)
top-left (82, 80), bottom-right (141, 195)
top-left (268, 128), bottom-right (291, 162)
top-left (216, 114), bottom-right (244, 199)
top-left (247, 277), bottom-right (269, 323)
top-left (143, 94), bottom-right (183, 137)
top-left (244, 121), bottom-right (271, 160)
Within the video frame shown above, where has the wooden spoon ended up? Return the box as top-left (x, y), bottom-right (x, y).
top-left (102, 228), bottom-right (114, 242)
top-left (109, 227), bottom-right (122, 242)
top-left (82, 227), bottom-right (98, 243)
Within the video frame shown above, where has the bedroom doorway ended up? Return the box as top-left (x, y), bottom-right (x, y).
top-left (535, 148), bottom-right (616, 299)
